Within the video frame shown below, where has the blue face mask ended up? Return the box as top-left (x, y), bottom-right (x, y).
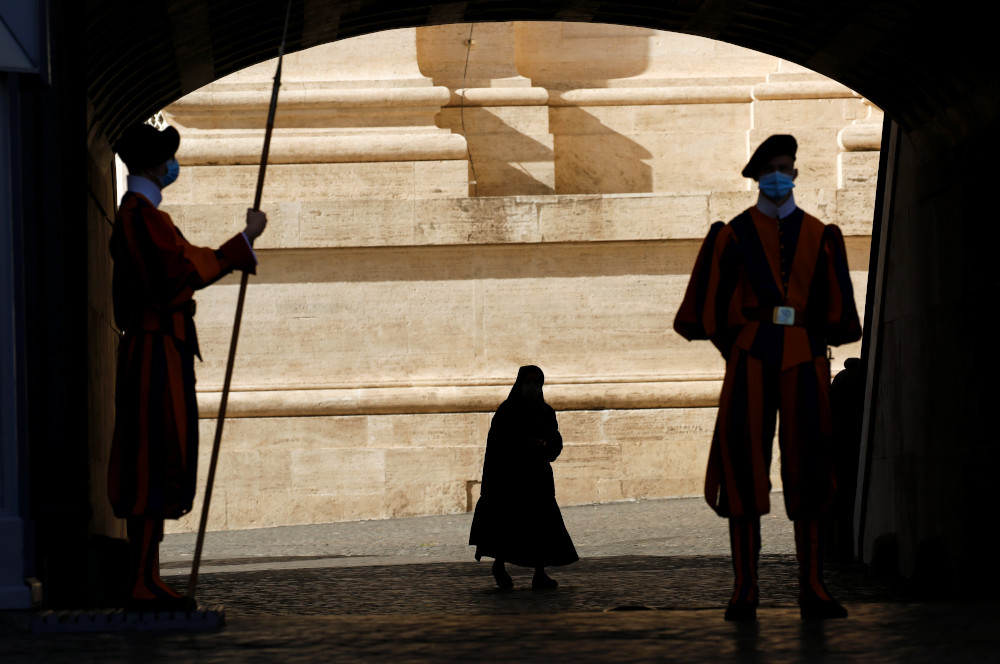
top-left (758, 171), bottom-right (795, 199)
top-left (158, 158), bottom-right (180, 188)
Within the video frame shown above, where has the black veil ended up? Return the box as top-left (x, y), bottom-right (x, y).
top-left (507, 364), bottom-right (545, 402)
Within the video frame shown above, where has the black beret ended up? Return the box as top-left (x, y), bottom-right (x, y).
top-left (115, 123), bottom-right (180, 172)
top-left (741, 134), bottom-right (797, 179)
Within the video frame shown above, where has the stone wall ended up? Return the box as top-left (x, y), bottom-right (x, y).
top-left (156, 23), bottom-right (878, 533)
top-left (859, 119), bottom-right (1000, 585)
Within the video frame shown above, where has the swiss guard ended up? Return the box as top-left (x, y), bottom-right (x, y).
top-left (108, 122), bottom-right (267, 608)
top-left (673, 134), bottom-right (861, 620)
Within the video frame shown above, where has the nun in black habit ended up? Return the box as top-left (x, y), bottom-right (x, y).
top-left (469, 365), bottom-right (579, 589)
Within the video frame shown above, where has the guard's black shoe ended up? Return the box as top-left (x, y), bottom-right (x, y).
top-left (799, 590), bottom-right (848, 619)
top-left (531, 573), bottom-right (558, 590)
top-left (724, 600), bottom-right (757, 621)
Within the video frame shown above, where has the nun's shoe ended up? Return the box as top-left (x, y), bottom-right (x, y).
top-left (531, 573), bottom-right (558, 590)
top-left (492, 562), bottom-right (514, 589)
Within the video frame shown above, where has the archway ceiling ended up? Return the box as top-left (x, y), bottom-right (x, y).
top-left (86, 0), bottom-right (997, 150)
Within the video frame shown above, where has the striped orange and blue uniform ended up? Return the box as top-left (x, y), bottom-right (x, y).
top-left (107, 191), bottom-right (256, 520)
top-left (675, 205), bottom-right (861, 605)
top-left (675, 206), bottom-right (860, 520)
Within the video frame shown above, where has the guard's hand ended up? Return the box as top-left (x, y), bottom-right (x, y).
top-left (244, 208), bottom-right (268, 244)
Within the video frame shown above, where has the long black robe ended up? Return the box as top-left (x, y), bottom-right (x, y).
top-left (469, 366), bottom-right (579, 568)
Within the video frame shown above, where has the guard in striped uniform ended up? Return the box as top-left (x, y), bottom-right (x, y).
top-left (108, 123), bottom-right (267, 608)
top-left (674, 135), bottom-right (861, 620)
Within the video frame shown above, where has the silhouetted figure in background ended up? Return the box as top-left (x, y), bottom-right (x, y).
top-left (470, 365), bottom-right (579, 589)
top-left (829, 357), bottom-right (864, 562)
top-left (674, 135), bottom-right (861, 621)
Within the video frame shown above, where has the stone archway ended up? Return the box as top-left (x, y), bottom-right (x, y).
top-left (5, 0), bottom-right (997, 608)
top-left (145, 24), bottom-right (880, 537)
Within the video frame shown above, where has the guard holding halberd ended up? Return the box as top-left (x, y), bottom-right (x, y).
top-left (673, 134), bottom-right (861, 621)
top-left (108, 122), bottom-right (267, 608)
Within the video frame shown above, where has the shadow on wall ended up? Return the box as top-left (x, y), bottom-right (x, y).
top-left (417, 21), bottom-right (656, 196)
top-left (456, 107), bottom-right (556, 196)
top-left (516, 23), bottom-right (656, 194)
top-left (551, 107), bottom-right (653, 194)
top-left (244, 241), bottom-right (705, 285)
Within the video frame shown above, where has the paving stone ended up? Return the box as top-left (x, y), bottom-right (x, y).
top-left (3, 497), bottom-right (996, 662)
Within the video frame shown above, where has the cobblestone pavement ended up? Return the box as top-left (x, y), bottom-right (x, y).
top-left (3, 496), bottom-right (999, 662)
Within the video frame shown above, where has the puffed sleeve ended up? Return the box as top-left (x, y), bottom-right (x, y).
top-left (673, 221), bottom-right (741, 357)
top-left (819, 225), bottom-right (862, 346)
top-left (126, 204), bottom-right (256, 310)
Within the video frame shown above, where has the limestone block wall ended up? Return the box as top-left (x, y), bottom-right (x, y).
top-left (150, 23), bottom-right (878, 533)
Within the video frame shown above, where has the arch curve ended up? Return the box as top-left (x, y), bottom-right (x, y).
top-left (4, 0), bottom-right (1000, 611)
top-left (87, 1), bottom-right (997, 151)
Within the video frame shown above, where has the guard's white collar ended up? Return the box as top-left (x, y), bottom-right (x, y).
top-left (755, 191), bottom-right (797, 220)
top-left (125, 174), bottom-right (162, 208)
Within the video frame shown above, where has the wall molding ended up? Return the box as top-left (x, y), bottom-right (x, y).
top-left (196, 377), bottom-right (724, 418)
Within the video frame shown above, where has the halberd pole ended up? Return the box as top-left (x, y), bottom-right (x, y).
top-left (187, 0), bottom-right (293, 601)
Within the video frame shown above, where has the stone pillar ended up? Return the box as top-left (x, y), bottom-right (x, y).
top-left (837, 99), bottom-right (884, 235)
top-left (418, 22), bottom-right (553, 196)
top-left (0, 73), bottom-right (31, 609)
top-left (520, 24), bottom-right (762, 195)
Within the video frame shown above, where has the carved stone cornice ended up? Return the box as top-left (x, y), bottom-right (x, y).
top-left (169, 86), bottom-right (452, 114)
top-left (752, 80), bottom-right (858, 100)
top-left (174, 131), bottom-right (467, 164)
top-left (197, 378), bottom-right (725, 418)
top-left (550, 86), bottom-right (752, 106)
